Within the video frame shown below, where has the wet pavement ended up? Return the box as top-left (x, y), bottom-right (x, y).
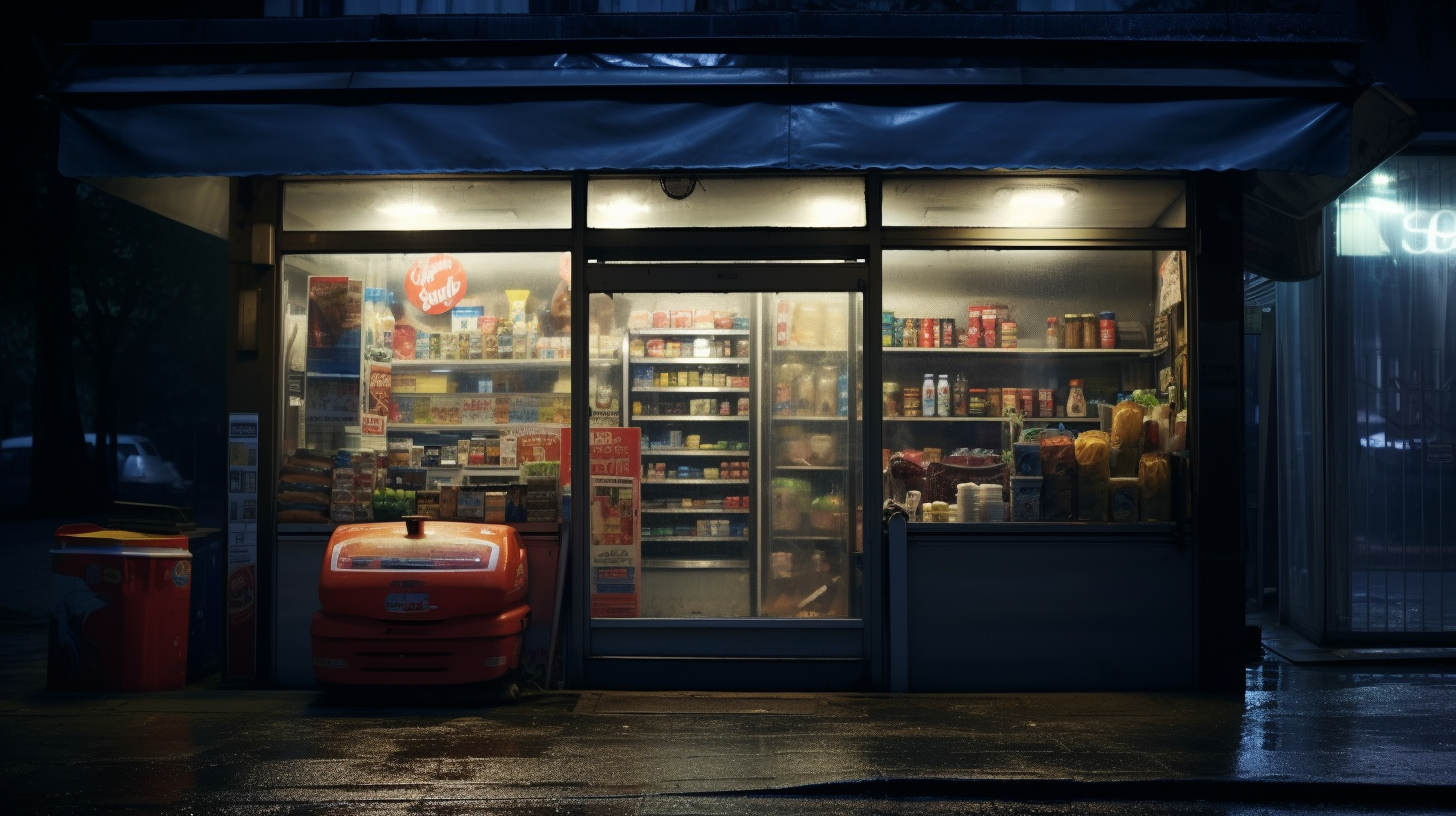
top-left (3, 521), bottom-right (1455, 814)
top-left (2, 616), bottom-right (1454, 815)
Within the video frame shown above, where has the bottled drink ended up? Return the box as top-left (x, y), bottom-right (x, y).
top-left (936, 374), bottom-right (950, 417)
top-left (921, 373), bottom-right (936, 419)
top-left (952, 373), bottom-right (968, 416)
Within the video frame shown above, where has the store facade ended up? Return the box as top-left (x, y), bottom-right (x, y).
top-left (54, 11), bottom-right (1415, 692)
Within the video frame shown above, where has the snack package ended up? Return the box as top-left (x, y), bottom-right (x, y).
top-left (1075, 430), bottom-right (1111, 522)
top-left (1110, 400), bottom-right (1144, 477)
top-left (1109, 477), bottom-right (1140, 522)
top-left (1039, 433), bottom-right (1076, 521)
top-left (1138, 452), bottom-right (1172, 522)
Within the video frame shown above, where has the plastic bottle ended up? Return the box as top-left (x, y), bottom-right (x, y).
top-left (936, 374), bottom-right (950, 417)
top-left (922, 373), bottom-right (937, 419)
top-left (513, 313), bottom-right (530, 359)
top-left (379, 292), bottom-right (395, 361)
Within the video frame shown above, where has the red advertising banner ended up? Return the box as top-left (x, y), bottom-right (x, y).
top-left (562, 427), bottom-right (642, 618)
top-left (362, 362), bottom-right (391, 437)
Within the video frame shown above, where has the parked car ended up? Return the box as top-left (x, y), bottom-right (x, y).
top-left (0, 434), bottom-right (188, 507)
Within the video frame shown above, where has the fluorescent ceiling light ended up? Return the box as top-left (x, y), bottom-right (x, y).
top-left (994, 187), bottom-right (1080, 209)
top-left (376, 202), bottom-right (438, 217)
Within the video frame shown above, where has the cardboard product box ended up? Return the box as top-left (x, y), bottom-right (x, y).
top-left (456, 487), bottom-right (484, 520)
top-left (483, 491), bottom-right (507, 523)
top-left (415, 490), bottom-right (441, 519)
top-left (439, 484), bottom-right (459, 519)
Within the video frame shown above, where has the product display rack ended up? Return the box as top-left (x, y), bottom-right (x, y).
top-left (627, 323), bottom-right (759, 618)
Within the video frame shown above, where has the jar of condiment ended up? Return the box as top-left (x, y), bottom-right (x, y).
top-left (1045, 316), bottom-right (1060, 349)
top-left (902, 387), bottom-right (922, 417)
top-left (1063, 314), bottom-right (1082, 349)
top-left (967, 388), bottom-right (988, 417)
top-left (1098, 311), bottom-right (1117, 349)
top-left (1067, 379), bottom-right (1088, 417)
top-left (1080, 314), bottom-right (1098, 349)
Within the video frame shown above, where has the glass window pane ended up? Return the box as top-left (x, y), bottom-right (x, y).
top-left (282, 179), bottom-right (571, 231)
top-left (884, 176), bottom-right (1186, 229)
top-left (278, 251), bottom-right (578, 526)
top-left (588, 176), bottom-right (865, 229)
top-left (883, 249), bottom-right (1185, 524)
top-left (1325, 155), bottom-right (1456, 634)
top-left (587, 288), bottom-right (863, 618)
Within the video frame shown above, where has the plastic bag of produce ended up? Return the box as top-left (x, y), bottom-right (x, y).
top-left (1039, 433), bottom-right (1076, 521)
top-left (1075, 430), bottom-right (1111, 522)
top-left (1110, 400), bottom-right (1144, 477)
top-left (1138, 452), bottom-right (1172, 522)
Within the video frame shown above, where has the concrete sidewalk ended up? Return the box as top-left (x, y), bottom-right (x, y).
top-left (2, 619), bottom-right (1453, 815)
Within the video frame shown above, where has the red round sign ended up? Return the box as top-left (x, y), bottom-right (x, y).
top-left (404, 254), bottom-right (468, 314)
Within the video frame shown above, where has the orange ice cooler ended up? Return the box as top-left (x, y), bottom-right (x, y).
top-left (311, 517), bottom-right (529, 688)
top-left (48, 524), bottom-right (193, 692)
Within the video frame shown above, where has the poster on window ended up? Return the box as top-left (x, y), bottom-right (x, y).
top-left (562, 427), bottom-right (642, 617)
top-left (225, 412), bottom-right (259, 680)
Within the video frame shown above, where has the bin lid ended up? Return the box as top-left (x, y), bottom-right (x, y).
top-left (327, 519), bottom-right (510, 573)
top-left (54, 524), bottom-right (189, 550)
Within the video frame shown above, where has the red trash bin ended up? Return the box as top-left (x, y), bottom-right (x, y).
top-left (48, 523), bottom-right (193, 692)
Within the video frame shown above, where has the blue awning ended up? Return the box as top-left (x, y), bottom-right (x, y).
top-left (60, 95), bottom-right (1352, 178)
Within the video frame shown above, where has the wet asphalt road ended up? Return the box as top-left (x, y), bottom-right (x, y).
top-left (2, 620), bottom-right (1454, 815)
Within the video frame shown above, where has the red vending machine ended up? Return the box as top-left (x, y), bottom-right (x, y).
top-left (311, 517), bottom-right (529, 694)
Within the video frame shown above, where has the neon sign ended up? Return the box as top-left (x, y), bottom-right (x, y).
top-left (1401, 209), bottom-right (1456, 254)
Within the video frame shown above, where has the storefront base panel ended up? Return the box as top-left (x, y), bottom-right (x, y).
top-left (906, 528), bottom-right (1194, 692)
top-left (584, 656), bottom-right (867, 692)
top-left (275, 534), bottom-right (329, 688)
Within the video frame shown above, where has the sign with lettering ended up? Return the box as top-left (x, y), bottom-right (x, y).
top-left (1401, 210), bottom-right (1456, 255)
top-left (562, 427), bottom-right (642, 618)
top-left (403, 254), bottom-right (468, 314)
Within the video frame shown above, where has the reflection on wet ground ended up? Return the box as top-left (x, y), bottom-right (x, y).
top-left (1, 625), bottom-right (1453, 814)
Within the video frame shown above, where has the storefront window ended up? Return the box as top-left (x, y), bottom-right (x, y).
top-left (588, 175), bottom-right (865, 229)
top-left (277, 251), bottom-right (580, 527)
top-left (883, 176), bottom-right (1186, 229)
top-left (882, 247), bottom-right (1188, 524)
top-left (282, 178), bottom-right (571, 232)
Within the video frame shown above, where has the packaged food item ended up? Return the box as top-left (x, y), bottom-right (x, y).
top-left (1075, 430), bottom-right (1111, 522)
top-left (965, 308), bottom-right (982, 348)
top-left (1039, 434), bottom-right (1076, 521)
top-left (882, 382), bottom-right (901, 417)
top-left (1000, 321), bottom-right (1018, 349)
top-left (986, 387), bottom-right (1002, 416)
top-left (940, 318), bottom-right (956, 348)
top-left (1037, 388), bottom-right (1055, 418)
top-left (967, 387), bottom-right (987, 417)
top-left (1067, 379), bottom-right (1088, 418)
top-left (1139, 452), bottom-right (1172, 521)
top-left (1018, 387), bottom-right (1034, 416)
top-left (902, 386), bottom-right (921, 417)
top-left (1080, 313), bottom-right (1098, 349)
top-left (1063, 314), bottom-right (1082, 349)
top-left (981, 308), bottom-right (998, 348)
top-left (1110, 399), bottom-right (1145, 477)
top-left (1046, 316), bottom-right (1060, 349)
top-left (1099, 311), bottom-right (1117, 349)
top-left (1108, 477), bottom-right (1139, 522)
top-left (1013, 441), bottom-right (1041, 476)
top-left (1011, 476), bottom-right (1042, 521)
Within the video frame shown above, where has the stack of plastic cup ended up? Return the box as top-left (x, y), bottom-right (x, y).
top-left (977, 483), bottom-right (1004, 522)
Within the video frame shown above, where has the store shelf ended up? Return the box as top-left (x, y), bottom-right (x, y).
top-left (772, 345), bottom-right (850, 353)
top-left (422, 466), bottom-right (520, 475)
top-left (642, 535), bottom-right (750, 543)
top-left (884, 416), bottom-right (1009, 423)
top-left (642, 507), bottom-right (751, 514)
top-left (771, 415), bottom-right (848, 421)
top-left (632, 415), bottom-right (750, 422)
top-left (388, 423), bottom-right (564, 431)
top-left (630, 329), bottom-right (749, 337)
top-left (772, 534), bottom-right (847, 541)
top-left (634, 386), bottom-right (751, 393)
top-left (399, 391), bottom-right (559, 398)
top-left (642, 448), bottom-right (750, 457)
top-left (629, 356), bottom-right (748, 365)
top-left (643, 479), bottom-right (750, 486)
top-left (1027, 417), bottom-right (1101, 424)
top-left (883, 347), bottom-right (1154, 358)
top-left (305, 371), bottom-right (358, 379)
top-left (390, 358), bottom-right (572, 369)
top-left (775, 465), bottom-right (844, 471)
top-left (642, 558), bottom-right (750, 570)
